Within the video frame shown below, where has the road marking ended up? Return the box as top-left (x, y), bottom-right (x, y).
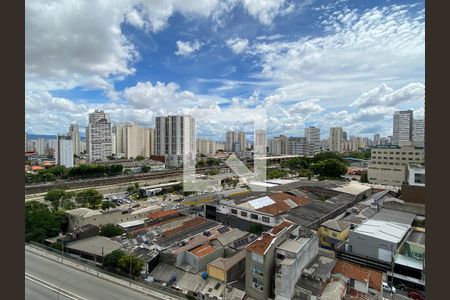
top-left (25, 273), bottom-right (87, 300)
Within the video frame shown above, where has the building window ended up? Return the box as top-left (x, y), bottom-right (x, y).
top-left (262, 216), bottom-right (270, 223)
top-left (252, 277), bottom-right (264, 291)
top-left (231, 209), bottom-right (237, 215)
top-left (251, 214), bottom-right (258, 220)
top-left (241, 211), bottom-right (247, 217)
top-left (252, 263), bottom-right (264, 277)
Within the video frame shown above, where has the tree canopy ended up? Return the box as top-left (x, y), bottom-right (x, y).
top-left (311, 158), bottom-right (348, 180)
top-left (75, 189), bottom-right (103, 209)
top-left (100, 223), bottom-right (124, 238)
top-left (25, 201), bottom-right (67, 243)
top-left (118, 255), bottom-right (145, 276)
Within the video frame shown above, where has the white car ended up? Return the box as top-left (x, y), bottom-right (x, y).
top-left (383, 282), bottom-right (396, 294)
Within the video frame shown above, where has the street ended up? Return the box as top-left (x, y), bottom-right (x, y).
top-left (25, 249), bottom-right (172, 300)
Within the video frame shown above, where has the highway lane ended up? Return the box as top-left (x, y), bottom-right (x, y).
top-left (25, 250), bottom-right (169, 300)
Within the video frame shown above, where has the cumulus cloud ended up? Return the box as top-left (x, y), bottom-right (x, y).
top-left (175, 40), bottom-right (203, 56)
top-left (242, 0), bottom-right (296, 25)
top-left (226, 37), bottom-right (249, 54)
top-left (288, 99), bottom-right (325, 115)
top-left (351, 83), bottom-right (425, 107)
top-left (250, 4), bottom-right (424, 108)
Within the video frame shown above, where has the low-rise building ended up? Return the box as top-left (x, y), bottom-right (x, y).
top-left (245, 221), bottom-right (296, 299)
top-left (274, 227), bottom-right (319, 300)
top-left (65, 236), bottom-right (122, 262)
top-left (368, 143), bottom-right (424, 187)
top-left (65, 205), bottom-right (161, 231)
top-left (207, 250), bottom-right (246, 283)
top-left (319, 219), bottom-right (350, 250)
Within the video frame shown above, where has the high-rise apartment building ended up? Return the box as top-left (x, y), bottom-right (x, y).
top-left (55, 135), bottom-right (74, 168)
top-left (155, 115), bottom-right (195, 168)
top-left (413, 119), bottom-right (425, 148)
top-left (197, 139), bottom-right (217, 155)
top-left (268, 135), bottom-right (289, 155)
top-left (254, 130), bottom-right (267, 154)
top-left (34, 138), bottom-right (47, 155)
top-left (373, 134), bottom-right (380, 147)
top-left (226, 131), bottom-right (236, 152)
top-left (393, 110), bottom-right (413, 145)
top-left (342, 131), bottom-right (348, 142)
top-left (304, 126), bottom-right (320, 155)
top-left (112, 123), bottom-right (155, 159)
top-left (329, 127), bottom-right (343, 153)
top-left (68, 124), bottom-right (81, 155)
top-left (87, 110), bottom-right (112, 162)
top-left (287, 137), bottom-right (309, 155)
top-left (226, 131), bottom-right (246, 152)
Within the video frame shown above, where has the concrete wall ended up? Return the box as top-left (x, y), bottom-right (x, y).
top-left (185, 247), bottom-right (224, 273)
top-left (215, 212), bottom-right (273, 232)
top-left (349, 231), bottom-right (397, 261)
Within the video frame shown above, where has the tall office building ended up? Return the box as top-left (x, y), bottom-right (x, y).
top-left (254, 130), bottom-right (267, 154)
top-left (87, 110), bottom-right (112, 162)
top-left (373, 134), bottom-right (380, 147)
top-left (55, 135), bottom-right (74, 168)
top-left (68, 124), bottom-right (81, 155)
top-left (413, 119), bottom-right (425, 148)
top-left (155, 115), bottom-right (195, 168)
top-left (305, 126), bottom-right (320, 155)
top-left (329, 127), bottom-right (343, 153)
top-left (392, 110), bottom-right (413, 145)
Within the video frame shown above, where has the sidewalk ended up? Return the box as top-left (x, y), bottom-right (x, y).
top-left (25, 244), bottom-right (181, 300)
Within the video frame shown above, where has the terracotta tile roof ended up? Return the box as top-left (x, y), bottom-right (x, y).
top-left (269, 192), bottom-right (311, 206)
top-left (31, 166), bottom-right (44, 171)
top-left (189, 244), bottom-right (215, 257)
top-left (256, 201), bottom-right (291, 215)
top-left (271, 220), bottom-right (295, 235)
top-left (246, 233), bottom-right (276, 255)
top-left (148, 209), bottom-right (178, 220)
top-left (162, 217), bottom-right (206, 237)
top-left (332, 260), bottom-right (382, 292)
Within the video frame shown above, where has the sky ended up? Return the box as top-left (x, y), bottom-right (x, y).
top-left (25, 0), bottom-right (425, 140)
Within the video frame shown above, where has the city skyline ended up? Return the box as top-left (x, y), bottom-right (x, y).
top-left (26, 0), bottom-right (425, 139)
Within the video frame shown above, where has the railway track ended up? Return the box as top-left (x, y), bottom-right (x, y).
top-left (25, 167), bottom-right (231, 195)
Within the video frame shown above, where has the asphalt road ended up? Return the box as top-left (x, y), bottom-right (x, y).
top-left (25, 250), bottom-right (165, 300)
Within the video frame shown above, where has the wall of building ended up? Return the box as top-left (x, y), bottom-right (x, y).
top-left (348, 231), bottom-right (397, 262)
top-left (383, 200), bottom-right (425, 216)
top-left (208, 264), bottom-right (226, 281)
top-left (319, 226), bottom-right (350, 249)
top-left (185, 247), bottom-right (224, 273)
top-left (275, 235), bottom-right (319, 300)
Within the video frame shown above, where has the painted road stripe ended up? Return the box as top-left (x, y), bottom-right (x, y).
top-left (25, 273), bottom-right (87, 300)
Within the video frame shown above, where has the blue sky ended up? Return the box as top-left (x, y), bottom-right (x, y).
top-left (25, 0), bottom-right (424, 140)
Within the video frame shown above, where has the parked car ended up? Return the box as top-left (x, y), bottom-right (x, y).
top-left (408, 290), bottom-right (425, 300)
top-left (383, 282), bottom-right (396, 294)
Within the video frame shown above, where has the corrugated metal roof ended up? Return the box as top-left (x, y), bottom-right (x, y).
top-left (247, 196), bottom-right (275, 209)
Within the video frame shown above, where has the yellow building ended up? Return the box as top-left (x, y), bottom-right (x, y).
top-left (319, 219), bottom-right (350, 250)
top-left (207, 250), bottom-right (246, 283)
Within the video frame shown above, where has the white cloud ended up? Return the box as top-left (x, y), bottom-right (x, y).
top-left (226, 37), bottom-right (249, 54)
top-left (288, 99), bottom-right (325, 115)
top-left (242, 0), bottom-right (296, 25)
top-left (249, 5), bottom-right (424, 109)
top-left (175, 40), bottom-right (203, 56)
top-left (351, 83), bottom-right (425, 107)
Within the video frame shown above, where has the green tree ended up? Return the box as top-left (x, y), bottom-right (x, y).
top-left (100, 223), bottom-right (124, 238)
top-left (61, 198), bottom-right (76, 210)
top-left (249, 224), bottom-right (263, 234)
top-left (359, 173), bottom-right (369, 183)
top-left (103, 250), bottom-right (126, 269)
top-left (141, 165), bottom-right (151, 173)
top-left (101, 201), bottom-right (116, 211)
top-left (311, 159), bottom-right (348, 179)
top-left (50, 241), bottom-right (63, 251)
top-left (75, 189), bottom-right (103, 209)
top-left (281, 157), bottom-right (312, 171)
top-left (44, 189), bottom-right (67, 211)
top-left (135, 155), bottom-right (145, 161)
top-left (313, 152), bottom-right (346, 164)
top-left (267, 169), bottom-right (288, 179)
top-left (25, 201), bottom-right (66, 243)
top-left (196, 160), bottom-right (206, 168)
top-left (118, 255), bottom-right (145, 276)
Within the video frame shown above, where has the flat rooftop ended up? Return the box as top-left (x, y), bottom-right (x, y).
top-left (277, 238), bottom-right (309, 254)
top-left (302, 255), bottom-right (337, 280)
top-left (118, 219), bottom-right (145, 229)
top-left (352, 208), bottom-right (415, 243)
top-left (66, 236), bottom-right (122, 257)
top-left (65, 208), bottom-right (101, 218)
